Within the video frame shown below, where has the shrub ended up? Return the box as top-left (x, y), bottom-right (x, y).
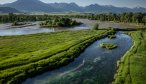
top-left (93, 23), bottom-right (99, 30)
top-left (40, 17), bottom-right (82, 27)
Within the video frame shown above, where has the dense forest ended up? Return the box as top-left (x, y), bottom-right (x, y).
top-left (88, 12), bottom-right (146, 24)
top-left (0, 13), bottom-right (146, 25)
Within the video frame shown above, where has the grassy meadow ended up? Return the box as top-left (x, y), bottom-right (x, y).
top-left (0, 30), bottom-right (114, 84)
top-left (113, 30), bottom-right (146, 84)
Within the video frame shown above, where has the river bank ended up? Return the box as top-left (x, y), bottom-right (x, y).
top-left (113, 30), bottom-right (146, 84)
top-left (0, 19), bottom-right (142, 36)
top-left (0, 30), bottom-right (114, 84)
top-left (0, 18), bottom-right (145, 84)
top-left (23, 31), bottom-right (132, 84)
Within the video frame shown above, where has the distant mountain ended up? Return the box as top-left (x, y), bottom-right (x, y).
top-left (84, 4), bottom-right (145, 13)
top-left (0, 7), bottom-right (19, 13)
top-left (1, 0), bottom-right (146, 13)
top-left (132, 7), bottom-right (146, 13)
top-left (84, 4), bottom-right (106, 13)
top-left (49, 2), bottom-right (84, 12)
top-left (3, 0), bottom-right (59, 12)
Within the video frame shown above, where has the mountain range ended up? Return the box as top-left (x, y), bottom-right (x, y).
top-left (1, 0), bottom-right (146, 13)
top-left (0, 7), bottom-right (19, 13)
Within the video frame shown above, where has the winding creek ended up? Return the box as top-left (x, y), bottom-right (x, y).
top-left (0, 19), bottom-right (135, 84)
top-left (23, 32), bottom-right (132, 84)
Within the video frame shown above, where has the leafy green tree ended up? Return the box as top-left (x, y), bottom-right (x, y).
top-left (93, 23), bottom-right (99, 30)
top-left (142, 16), bottom-right (146, 25)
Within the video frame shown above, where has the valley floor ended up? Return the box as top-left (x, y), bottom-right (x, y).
top-left (1, 29), bottom-right (146, 84)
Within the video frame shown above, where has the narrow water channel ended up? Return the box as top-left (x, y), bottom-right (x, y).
top-left (23, 32), bottom-right (132, 84)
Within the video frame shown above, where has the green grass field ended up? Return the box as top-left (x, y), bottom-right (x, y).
top-left (113, 30), bottom-right (146, 84)
top-left (0, 30), bottom-right (114, 84)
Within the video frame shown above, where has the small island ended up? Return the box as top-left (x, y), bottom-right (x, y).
top-left (12, 21), bottom-right (27, 26)
top-left (11, 21), bottom-right (36, 28)
top-left (40, 17), bottom-right (82, 27)
top-left (100, 42), bottom-right (117, 50)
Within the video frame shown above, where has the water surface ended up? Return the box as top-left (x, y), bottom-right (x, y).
top-left (23, 32), bottom-right (132, 84)
top-left (0, 19), bottom-right (140, 36)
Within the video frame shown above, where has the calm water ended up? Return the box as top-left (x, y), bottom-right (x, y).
top-left (0, 19), bottom-right (92, 36)
top-left (0, 19), bottom-right (140, 36)
top-left (23, 32), bottom-right (132, 84)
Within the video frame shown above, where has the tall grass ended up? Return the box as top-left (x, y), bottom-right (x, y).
top-left (0, 30), bottom-right (114, 84)
top-left (113, 30), bottom-right (146, 84)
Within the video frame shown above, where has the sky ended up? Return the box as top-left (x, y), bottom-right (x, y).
top-left (0, 0), bottom-right (146, 8)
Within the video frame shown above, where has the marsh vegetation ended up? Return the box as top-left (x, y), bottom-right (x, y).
top-left (0, 30), bottom-right (115, 84)
top-left (100, 42), bottom-right (117, 49)
top-left (113, 30), bottom-right (146, 84)
top-left (108, 35), bottom-right (116, 39)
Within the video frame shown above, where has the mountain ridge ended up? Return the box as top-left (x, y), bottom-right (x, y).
top-left (3, 0), bottom-right (59, 12)
top-left (1, 0), bottom-right (146, 13)
top-left (0, 7), bottom-right (19, 13)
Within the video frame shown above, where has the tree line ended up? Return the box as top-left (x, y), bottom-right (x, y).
top-left (0, 13), bottom-right (57, 23)
top-left (88, 12), bottom-right (146, 25)
top-left (0, 12), bottom-right (146, 25)
top-left (40, 17), bottom-right (82, 27)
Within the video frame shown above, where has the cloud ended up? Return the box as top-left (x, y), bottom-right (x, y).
top-left (0, 0), bottom-right (16, 4)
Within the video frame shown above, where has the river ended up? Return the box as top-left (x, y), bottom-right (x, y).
top-left (0, 19), bottom-right (140, 36)
top-left (0, 19), bottom-right (134, 84)
top-left (23, 32), bottom-right (132, 84)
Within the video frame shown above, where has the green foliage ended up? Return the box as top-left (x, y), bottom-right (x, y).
top-left (142, 16), bottom-right (146, 25)
top-left (12, 21), bottom-right (18, 26)
top-left (100, 42), bottom-right (117, 49)
top-left (106, 28), bottom-right (116, 39)
top-left (40, 17), bottom-right (82, 27)
top-left (93, 23), bottom-right (99, 30)
top-left (89, 12), bottom-right (146, 25)
top-left (0, 30), bottom-right (114, 84)
top-left (108, 35), bottom-right (116, 39)
top-left (0, 13), bottom-right (146, 25)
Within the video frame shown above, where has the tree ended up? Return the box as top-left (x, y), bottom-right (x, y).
top-left (142, 16), bottom-right (146, 25)
top-left (8, 13), bottom-right (16, 22)
top-left (12, 21), bottom-right (18, 26)
top-left (93, 23), bottom-right (99, 30)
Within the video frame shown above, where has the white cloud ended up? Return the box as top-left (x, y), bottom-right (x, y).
top-left (0, 0), bottom-right (16, 4)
